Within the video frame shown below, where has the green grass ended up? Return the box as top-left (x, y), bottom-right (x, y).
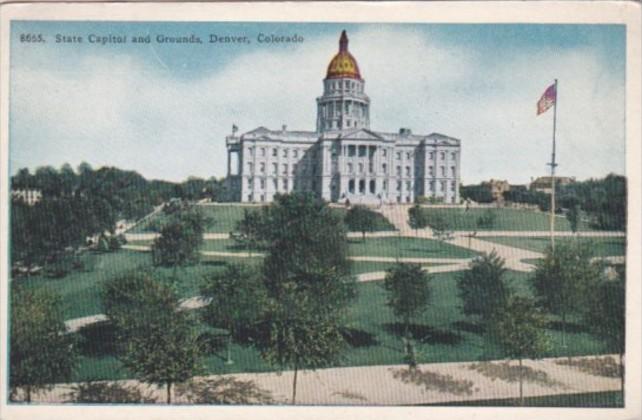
top-left (347, 237), bottom-right (477, 259)
top-left (427, 391), bottom-right (623, 407)
top-left (69, 269), bottom-right (611, 383)
top-left (422, 208), bottom-right (593, 231)
top-left (128, 237), bottom-right (477, 260)
top-left (479, 236), bottom-right (626, 257)
top-left (129, 204), bottom-right (396, 235)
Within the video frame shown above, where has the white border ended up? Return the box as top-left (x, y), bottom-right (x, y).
top-left (0, 2), bottom-right (640, 420)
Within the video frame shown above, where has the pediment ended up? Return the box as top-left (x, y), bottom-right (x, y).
top-left (340, 129), bottom-right (384, 141)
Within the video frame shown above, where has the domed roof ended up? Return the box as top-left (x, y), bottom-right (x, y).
top-left (326, 30), bottom-right (361, 80)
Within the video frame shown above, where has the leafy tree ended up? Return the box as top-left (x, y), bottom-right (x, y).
top-left (383, 263), bottom-right (432, 367)
top-left (427, 213), bottom-right (450, 240)
top-left (254, 193), bottom-right (356, 404)
top-left (10, 286), bottom-right (77, 402)
top-left (408, 204), bottom-right (429, 233)
top-left (476, 210), bottom-right (497, 229)
top-left (566, 204), bottom-right (580, 234)
top-left (490, 295), bottom-right (550, 405)
top-left (151, 206), bottom-right (209, 272)
top-left (201, 264), bottom-right (268, 364)
top-left (103, 270), bottom-right (202, 404)
top-left (584, 265), bottom-right (625, 396)
top-left (460, 184), bottom-right (494, 203)
top-left (530, 242), bottom-right (602, 354)
top-left (457, 251), bottom-right (510, 324)
top-left (232, 208), bottom-right (265, 256)
top-left (345, 205), bottom-right (379, 240)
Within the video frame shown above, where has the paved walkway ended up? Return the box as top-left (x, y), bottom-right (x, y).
top-left (28, 354), bottom-right (622, 405)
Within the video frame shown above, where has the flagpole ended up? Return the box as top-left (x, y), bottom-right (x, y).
top-left (549, 79), bottom-right (558, 251)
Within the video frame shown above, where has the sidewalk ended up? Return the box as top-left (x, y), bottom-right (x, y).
top-left (29, 354), bottom-right (621, 405)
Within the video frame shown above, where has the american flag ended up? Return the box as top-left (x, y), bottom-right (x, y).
top-left (537, 83), bottom-right (556, 115)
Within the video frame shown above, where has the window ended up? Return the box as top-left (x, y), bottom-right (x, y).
top-left (429, 166), bottom-right (434, 176)
top-left (358, 163), bottom-right (364, 173)
top-left (293, 149), bottom-right (299, 158)
top-left (272, 148), bottom-right (278, 157)
top-left (396, 152), bottom-right (402, 160)
top-left (358, 146), bottom-right (367, 157)
top-left (260, 163), bottom-right (265, 174)
top-left (405, 166), bottom-right (411, 176)
top-left (369, 180), bottom-right (376, 194)
top-left (451, 166), bottom-right (456, 177)
top-left (382, 163), bottom-right (387, 174)
top-left (247, 162), bottom-right (253, 173)
top-left (429, 152), bottom-right (434, 159)
top-left (396, 166), bottom-right (401, 176)
top-left (283, 164), bottom-right (288, 175)
top-left (451, 181), bottom-right (456, 191)
top-left (283, 149), bottom-right (289, 158)
top-left (261, 147), bottom-right (266, 157)
top-left (359, 179), bottom-right (365, 194)
top-left (260, 178), bottom-right (265, 189)
top-left (396, 181), bottom-right (402, 191)
top-left (272, 163), bottom-right (277, 175)
top-left (383, 180), bottom-right (388, 191)
top-left (430, 181), bottom-right (435, 192)
top-left (440, 152), bottom-right (445, 160)
top-left (273, 179), bottom-right (278, 190)
top-left (348, 145), bottom-right (356, 157)
top-left (441, 181), bottom-right (447, 192)
top-left (348, 163), bottom-right (353, 173)
top-left (349, 179), bottom-right (355, 193)
top-left (248, 178), bottom-right (253, 189)
top-left (451, 152), bottom-right (457, 160)
top-left (406, 152), bottom-right (411, 160)
top-left (283, 179), bottom-right (289, 190)
top-left (382, 149), bottom-right (387, 158)
top-left (441, 166), bottom-right (446, 177)
top-left (406, 181), bottom-right (411, 191)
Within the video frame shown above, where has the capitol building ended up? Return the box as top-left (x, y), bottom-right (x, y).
top-left (226, 31), bottom-right (461, 204)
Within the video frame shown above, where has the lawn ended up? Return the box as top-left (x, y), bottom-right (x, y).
top-left (422, 208), bottom-right (593, 232)
top-left (347, 237), bottom-right (477, 259)
top-left (426, 391), bottom-right (623, 407)
top-left (479, 236), bottom-right (626, 257)
top-left (128, 204), bottom-right (396, 234)
top-left (128, 237), bottom-right (477, 260)
top-left (69, 269), bottom-right (611, 383)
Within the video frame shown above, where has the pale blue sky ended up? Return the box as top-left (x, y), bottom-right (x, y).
top-left (10, 22), bottom-right (625, 184)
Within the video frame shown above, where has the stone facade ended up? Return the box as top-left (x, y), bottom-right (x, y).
top-left (226, 31), bottom-right (461, 204)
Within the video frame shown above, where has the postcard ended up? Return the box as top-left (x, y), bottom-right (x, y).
top-left (0, 2), bottom-right (640, 420)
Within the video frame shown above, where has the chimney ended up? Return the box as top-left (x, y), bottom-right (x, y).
top-left (282, 124), bottom-right (287, 132)
top-left (399, 128), bottom-right (412, 136)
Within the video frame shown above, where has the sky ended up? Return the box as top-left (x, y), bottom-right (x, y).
top-left (9, 22), bottom-right (625, 184)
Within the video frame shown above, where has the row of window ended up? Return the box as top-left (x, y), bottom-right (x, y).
top-left (343, 179), bottom-right (457, 194)
top-left (247, 146), bottom-right (312, 159)
top-left (326, 79), bottom-right (363, 94)
top-left (247, 177), bottom-right (317, 193)
top-left (247, 162), bottom-right (318, 176)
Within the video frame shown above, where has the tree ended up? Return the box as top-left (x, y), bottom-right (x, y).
top-left (530, 242), bottom-right (601, 354)
top-left (345, 205), bottom-right (379, 241)
top-left (427, 213), bottom-right (450, 241)
top-left (408, 204), bottom-right (429, 233)
top-left (201, 264), bottom-right (268, 364)
top-left (490, 295), bottom-right (550, 405)
top-left (232, 208), bottom-right (265, 256)
top-left (103, 270), bottom-right (202, 404)
top-left (151, 206), bottom-right (209, 273)
top-left (566, 204), bottom-right (580, 234)
top-left (254, 193), bottom-right (356, 404)
top-left (584, 265), bottom-right (625, 396)
top-left (457, 251), bottom-right (510, 324)
top-left (10, 286), bottom-right (77, 402)
top-left (460, 184), bottom-right (494, 203)
top-left (383, 263), bottom-right (432, 368)
top-left (476, 210), bottom-right (497, 229)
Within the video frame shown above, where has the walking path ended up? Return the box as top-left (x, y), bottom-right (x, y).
top-left (28, 354), bottom-right (622, 405)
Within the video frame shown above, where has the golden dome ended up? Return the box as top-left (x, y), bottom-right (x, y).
top-left (326, 30), bottom-right (361, 80)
